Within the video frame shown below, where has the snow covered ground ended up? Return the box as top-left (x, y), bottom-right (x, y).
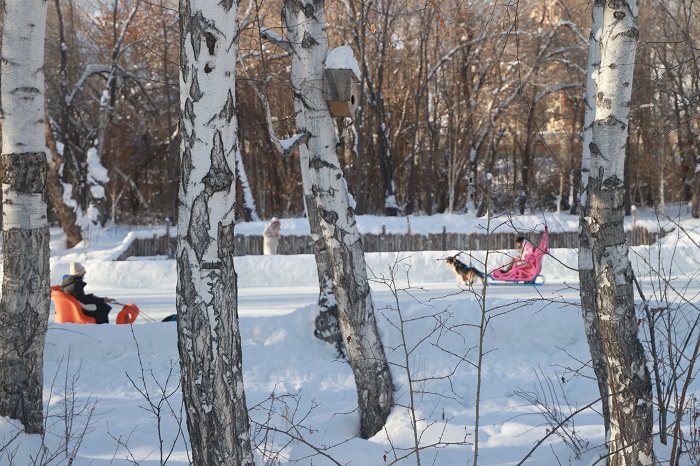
top-left (1, 208), bottom-right (700, 465)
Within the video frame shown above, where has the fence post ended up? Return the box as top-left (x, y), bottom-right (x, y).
top-left (381, 225), bottom-right (386, 253)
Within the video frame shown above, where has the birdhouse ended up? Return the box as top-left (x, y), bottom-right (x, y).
top-left (324, 68), bottom-right (359, 118)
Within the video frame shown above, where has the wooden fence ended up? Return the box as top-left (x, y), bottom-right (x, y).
top-left (117, 226), bottom-right (659, 260)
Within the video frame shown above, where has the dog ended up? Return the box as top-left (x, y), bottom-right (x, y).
top-left (445, 255), bottom-right (485, 287)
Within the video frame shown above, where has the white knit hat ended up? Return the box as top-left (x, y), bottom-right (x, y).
top-left (271, 217), bottom-right (280, 224)
top-left (70, 261), bottom-right (86, 277)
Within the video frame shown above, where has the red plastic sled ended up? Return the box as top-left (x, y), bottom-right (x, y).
top-left (51, 286), bottom-right (140, 324)
top-left (489, 230), bottom-right (549, 284)
top-left (51, 287), bottom-right (97, 324)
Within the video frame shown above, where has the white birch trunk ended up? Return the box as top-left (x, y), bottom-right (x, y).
top-left (578, 0), bottom-right (611, 441)
top-left (177, 1), bottom-right (254, 463)
top-left (0, 0), bottom-right (51, 435)
top-left (300, 146), bottom-right (342, 352)
top-left (235, 146), bottom-right (259, 221)
top-left (93, 1), bottom-right (141, 226)
top-left (47, 0), bottom-right (83, 248)
top-left (283, 0), bottom-right (394, 438)
top-left (587, 2), bottom-right (654, 464)
top-left (465, 149), bottom-right (478, 214)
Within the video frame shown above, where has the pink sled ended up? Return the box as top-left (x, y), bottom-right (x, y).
top-left (489, 230), bottom-right (549, 284)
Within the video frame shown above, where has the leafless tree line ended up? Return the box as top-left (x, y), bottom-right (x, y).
top-left (35, 0), bottom-right (700, 248)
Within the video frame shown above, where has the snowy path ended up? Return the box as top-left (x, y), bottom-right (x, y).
top-left (50, 275), bottom-right (700, 325)
top-left (49, 279), bottom-right (586, 324)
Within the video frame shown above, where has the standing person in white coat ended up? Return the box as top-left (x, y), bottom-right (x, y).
top-left (263, 217), bottom-right (281, 255)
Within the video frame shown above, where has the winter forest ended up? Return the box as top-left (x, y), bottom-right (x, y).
top-left (24, 0), bottom-right (700, 237)
top-left (0, 0), bottom-right (699, 465)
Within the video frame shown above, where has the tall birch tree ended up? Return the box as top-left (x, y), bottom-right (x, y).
top-left (356, 0), bottom-right (399, 217)
top-left (300, 145), bottom-right (342, 352)
top-left (0, 0), bottom-right (51, 435)
top-left (47, 0), bottom-right (83, 248)
top-left (578, 0), bottom-right (610, 439)
top-left (177, 0), bottom-right (254, 463)
top-left (283, 0), bottom-right (394, 438)
top-left (253, 27), bottom-right (341, 349)
top-left (583, 1), bottom-right (654, 463)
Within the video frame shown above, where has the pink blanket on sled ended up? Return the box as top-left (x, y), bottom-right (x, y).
top-left (490, 231), bottom-right (549, 282)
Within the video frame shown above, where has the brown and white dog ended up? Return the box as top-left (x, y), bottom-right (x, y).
top-left (445, 255), bottom-right (485, 287)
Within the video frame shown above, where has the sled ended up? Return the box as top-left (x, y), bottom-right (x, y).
top-left (51, 286), bottom-right (140, 325)
top-left (51, 287), bottom-right (97, 324)
top-left (486, 274), bottom-right (547, 286)
top-left (488, 229), bottom-right (549, 286)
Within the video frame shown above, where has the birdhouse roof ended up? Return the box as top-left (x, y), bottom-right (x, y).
top-left (326, 46), bottom-right (361, 81)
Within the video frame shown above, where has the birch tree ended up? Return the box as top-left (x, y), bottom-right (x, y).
top-left (250, 26), bottom-right (340, 347)
top-left (46, 0), bottom-right (83, 248)
top-left (578, 0), bottom-right (610, 440)
top-left (177, 0), bottom-right (254, 463)
top-left (283, 0), bottom-right (394, 438)
top-left (46, 0), bottom-right (162, 241)
top-left (156, 0), bottom-right (180, 223)
top-left (352, 0), bottom-right (399, 216)
top-left (583, 1), bottom-right (654, 463)
top-left (300, 145), bottom-right (342, 352)
top-left (0, 0), bottom-right (51, 435)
